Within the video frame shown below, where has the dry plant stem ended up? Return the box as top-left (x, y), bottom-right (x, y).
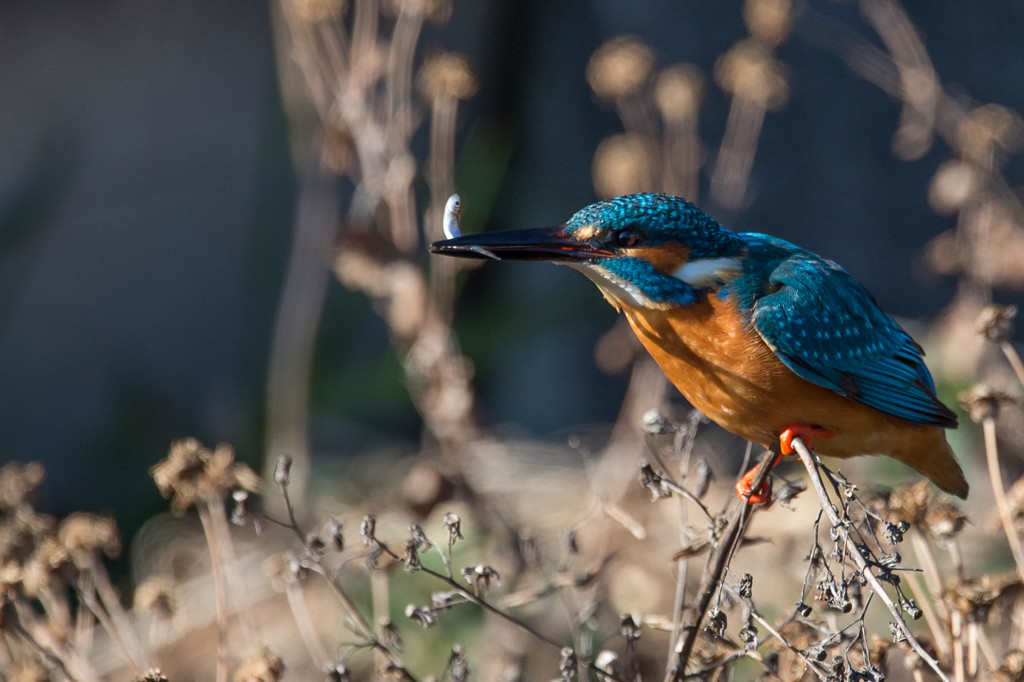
top-left (791, 437), bottom-right (952, 682)
top-left (372, 568), bottom-right (390, 674)
top-left (306, 563), bottom-right (376, 642)
top-left (670, 447), bottom-right (779, 680)
top-left (1002, 341), bottom-right (1024, 388)
top-left (197, 500), bottom-right (230, 682)
top-left (710, 96), bottom-right (765, 212)
top-left (664, 415), bottom-right (702, 680)
top-left (983, 415), bottom-right (1024, 581)
top-left (15, 600), bottom-right (102, 682)
top-left (859, 0), bottom-right (938, 159)
top-left (84, 559), bottom-right (148, 669)
top-left (208, 496), bottom-right (258, 650)
top-left (264, 178), bottom-right (338, 495)
top-left (906, 565), bottom-right (951, 659)
top-left (76, 572), bottom-right (145, 674)
top-left (910, 532), bottom-right (945, 601)
top-left (283, 581), bottom-right (331, 669)
top-left (749, 609), bottom-right (828, 680)
top-left (274, 482), bottom-right (378, 642)
top-left (387, 8), bottom-right (423, 138)
top-left (7, 616), bottom-right (79, 682)
top-left (951, 611), bottom-right (965, 682)
top-left (662, 115), bottom-right (700, 200)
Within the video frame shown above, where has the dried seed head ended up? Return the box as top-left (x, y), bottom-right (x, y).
top-left (654, 64), bottom-right (704, 122)
top-left (460, 564), bottom-right (501, 595)
top-left (638, 460), bottom-right (671, 500)
top-left (274, 455), bottom-right (292, 486)
top-left (442, 512), bottom-right (463, 544)
top-left (360, 515), bottom-right (377, 546)
top-left (233, 647), bottom-right (285, 682)
top-left (325, 663), bottom-right (350, 682)
top-left (418, 53), bottom-right (477, 101)
top-left (592, 133), bottom-right (656, 199)
top-left (403, 539), bottom-right (422, 572)
top-left (378, 617), bottom-right (403, 651)
top-left (0, 461), bottom-right (45, 510)
top-left (714, 39), bottom-right (789, 109)
top-left (587, 36), bottom-right (655, 101)
top-left (928, 160), bottom-right (981, 215)
top-left (405, 603), bottom-right (437, 628)
top-left (152, 439), bottom-right (259, 514)
top-left (619, 613), bottom-right (641, 642)
top-left (886, 480), bottom-right (931, 526)
top-left (704, 607), bottom-right (727, 639)
top-left (447, 644), bottom-right (468, 681)
top-left (264, 551), bottom-right (306, 590)
top-left (287, 0), bottom-right (346, 22)
top-left (743, 0), bottom-right (792, 47)
top-left (944, 576), bottom-right (1005, 624)
top-left (641, 409), bottom-right (674, 435)
top-left (957, 103), bottom-right (1024, 165)
top-left (134, 576), bottom-right (179, 621)
top-left (328, 517), bottom-right (344, 552)
top-left (960, 384), bottom-right (1019, 422)
top-left (977, 304), bottom-right (1017, 343)
top-left (868, 635), bottom-right (890, 671)
top-left (22, 539), bottom-right (72, 598)
top-left (58, 513), bottom-right (120, 566)
top-left (997, 649), bottom-right (1024, 680)
top-left (594, 650), bottom-right (625, 677)
top-left (558, 647), bottom-right (578, 678)
top-left (924, 501), bottom-right (968, 541)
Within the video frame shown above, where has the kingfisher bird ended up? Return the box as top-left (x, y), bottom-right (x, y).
top-left (431, 193), bottom-right (968, 503)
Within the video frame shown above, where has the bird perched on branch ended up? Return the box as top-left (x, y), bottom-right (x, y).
top-left (431, 193), bottom-right (967, 503)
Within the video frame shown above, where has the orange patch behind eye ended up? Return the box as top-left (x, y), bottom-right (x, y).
top-left (621, 243), bottom-right (690, 274)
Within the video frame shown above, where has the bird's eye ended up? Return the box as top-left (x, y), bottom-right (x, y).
top-left (614, 229), bottom-right (642, 248)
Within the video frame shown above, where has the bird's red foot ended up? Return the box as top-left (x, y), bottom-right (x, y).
top-left (735, 425), bottom-right (836, 505)
top-left (735, 464), bottom-right (775, 505)
top-left (779, 424), bottom-right (834, 455)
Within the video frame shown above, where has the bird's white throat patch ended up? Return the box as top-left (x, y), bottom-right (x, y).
top-left (672, 257), bottom-right (743, 288)
top-left (568, 263), bottom-right (668, 312)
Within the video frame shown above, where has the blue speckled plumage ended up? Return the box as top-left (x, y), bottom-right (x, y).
top-left (737, 244), bottom-right (957, 429)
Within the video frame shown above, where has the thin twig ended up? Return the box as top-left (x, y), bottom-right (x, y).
top-left (670, 447), bottom-right (779, 680)
top-left (791, 437), bottom-right (952, 682)
top-left (373, 538), bottom-right (627, 682)
top-left (982, 415), bottom-right (1024, 582)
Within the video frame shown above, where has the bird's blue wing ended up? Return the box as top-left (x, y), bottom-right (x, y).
top-left (749, 253), bottom-right (957, 428)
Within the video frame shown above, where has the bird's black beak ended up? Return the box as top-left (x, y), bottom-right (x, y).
top-left (430, 226), bottom-right (613, 263)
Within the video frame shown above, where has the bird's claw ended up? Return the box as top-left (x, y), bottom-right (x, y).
top-left (736, 424), bottom-right (835, 505)
top-left (736, 465), bottom-right (774, 505)
top-left (779, 424), bottom-right (834, 455)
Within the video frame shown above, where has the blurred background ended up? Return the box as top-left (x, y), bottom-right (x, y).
top-left (2, 0), bottom-right (1023, 527)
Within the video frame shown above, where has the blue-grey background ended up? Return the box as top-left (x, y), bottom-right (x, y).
top-left (1, 1), bottom-right (1021, 524)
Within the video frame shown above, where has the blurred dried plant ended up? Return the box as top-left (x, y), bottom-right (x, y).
top-left (10, 2), bottom-right (1024, 681)
top-left (268, 0), bottom-right (480, 500)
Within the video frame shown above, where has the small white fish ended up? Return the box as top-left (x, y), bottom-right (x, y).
top-left (443, 193), bottom-right (462, 239)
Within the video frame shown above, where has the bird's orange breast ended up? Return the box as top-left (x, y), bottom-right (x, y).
top-left (621, 292), bottom-right (955, 466)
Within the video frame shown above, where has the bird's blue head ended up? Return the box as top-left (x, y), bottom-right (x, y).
top-left (432, 193), bottom-right (747, 310)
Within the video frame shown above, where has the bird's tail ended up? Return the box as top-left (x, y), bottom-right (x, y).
top-left (896, 428), bottom-right (969, 499)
